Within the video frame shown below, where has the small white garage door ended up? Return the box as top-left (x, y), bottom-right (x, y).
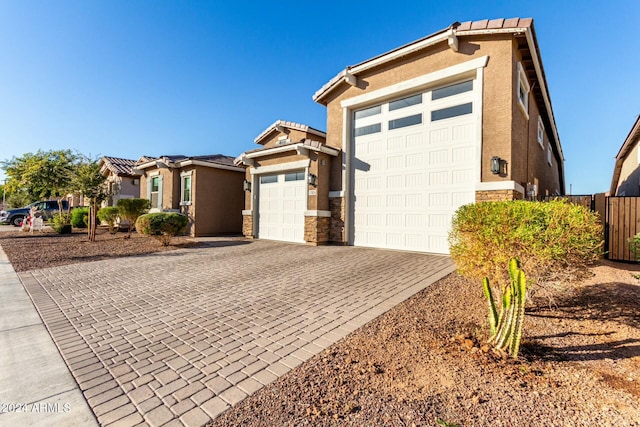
top-left (257, 171), bottom-right (306, 243)
top-left (352, 79), bottom-right (478, 254)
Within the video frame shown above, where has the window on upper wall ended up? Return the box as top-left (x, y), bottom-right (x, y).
top-left (537, 117), bottom-right (545, 148)
top-left (180, 172), bottom-right (192, 205)
top-left (517, 62), bottom-right (530, 119)
top-left (547, 143), bottom-right (553, 166)
top-left (277, 136), bottom-right (290, 145)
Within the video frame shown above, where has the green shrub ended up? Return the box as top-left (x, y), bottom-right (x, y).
top-left (70, 207), bottom-right (89, 228)
top-left (97, 207), bottom-right (120, 234)
top-left (136, 212), bottom-right (188, 246)
top-left (51, 213), bottom-right (72, 234)
top-left (449, 200), bottom-right (603, 287)
top-left (117, 198), bottom-right (151, 238)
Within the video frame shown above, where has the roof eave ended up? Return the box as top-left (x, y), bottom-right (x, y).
top-left (610, 116), bottom-right (640, 194)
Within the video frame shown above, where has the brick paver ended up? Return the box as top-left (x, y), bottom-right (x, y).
top-left (19, 238), bottom-right (454, 426)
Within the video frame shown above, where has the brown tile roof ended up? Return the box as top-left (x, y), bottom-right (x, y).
top-left (137, 154), bottom-right (237, 168)
top-left (100, 156), bottom-right (141, 176)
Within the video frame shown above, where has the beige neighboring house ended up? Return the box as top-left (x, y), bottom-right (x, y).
top-left (238, 17), bottom-right (565, 254)
top-left (610, 115), bottom-right (640, 196)
top-left (98, 156), bottom-right (142, 207)
top-left (135, 154), bottom-right (245, 237)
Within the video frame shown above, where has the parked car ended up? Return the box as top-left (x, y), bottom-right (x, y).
top-left (0, 200), bottom-right (70, 227)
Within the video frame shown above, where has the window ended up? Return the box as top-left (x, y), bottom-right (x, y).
top-left (389, 114), bottom-right (422, 130)
top-left (277, 136), bottom-right (290, 145)
top-left (354, 123), bottom-right (381, 137)
top-left (150, 176), bottom-right (160, 208)
top-left (431, 103), bottom-right (472, 121)
top-left (517, 62), bottom-right (530, 118)
top-left (389, 94), bottom-right (422, 111)
top-left (284, 171), bottom-right (305, 181)
top-left (537, 116), bottom-right (544, 148)
top-left (180, 172), bottom-right (192, 205)
top-left (260, 175), bottom-right (277, 184)
top-left (547, 143), bottom-right (552, 166)
top-left (432, 80), bottom-right (473, 100)
top-left (354, 105), bottom-right (381, 119)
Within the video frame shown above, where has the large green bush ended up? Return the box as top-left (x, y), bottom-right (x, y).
top-left (136, 212), bottom-right (188, 246)
top-left (97, 206), bottom-right (120, 234)
top-left (70, 207), bottom-right (89, 228)
top-left (449, 200), bottom-right (603, 287)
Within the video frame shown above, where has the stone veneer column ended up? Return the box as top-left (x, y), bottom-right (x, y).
top-left (475, 190), bottom-right (523, 202)
top-left (242, 214), bottom-right (254, 238)
top-left (304, 216), bottom-right (330, 245)
top-left (329, 197), bottom-right (345, 244)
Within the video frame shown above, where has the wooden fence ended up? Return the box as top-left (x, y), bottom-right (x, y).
top-left (605, 196), bottom-right (640, 262)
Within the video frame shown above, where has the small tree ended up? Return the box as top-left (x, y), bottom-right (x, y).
top-left (117, 198), bottom-right (150, 238)
top-left (97, 207), bottom-right (120, 234)
top-left (72, 157), bottom-right (110, 242)
top-left (136, 212), bottom-right (188, 246)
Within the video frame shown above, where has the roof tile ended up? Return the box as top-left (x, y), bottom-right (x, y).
top-left (487, 18), bottom-right (505, 29)
top-left (456, 21), bottom-right (472, 31)
top-left (517, 17), bottom-right (533, 28)
top-left (503, 17), bottom-right (521, 28)
top-left (470, 19), bottom-right (489, 30)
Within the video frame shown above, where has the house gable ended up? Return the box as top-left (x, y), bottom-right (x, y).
top-left (611, 115), bottom-right (640, 196)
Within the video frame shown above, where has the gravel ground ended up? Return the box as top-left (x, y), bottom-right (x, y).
top-left (1, 228), bottom-right (638, 426)
top-left (0, 226), bottom-right (201, 272)
top-left (210, 262), bottom-right (640, 427)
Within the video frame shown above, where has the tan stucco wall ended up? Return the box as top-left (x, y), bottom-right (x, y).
top-left (117, 176), bottom-right (140, 200)
top-left (192, 166), bottom-right (244, 236)
top-left (510, 42), bottom-right (561, 198)
top-left (139, 167), bottom-right (179, 210)
top-left (615, 143), bottom-right (640, 196)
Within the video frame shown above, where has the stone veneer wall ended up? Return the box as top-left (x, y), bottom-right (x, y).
top-left (329, 197), bottom-right (345, 244)
top-left (242, 214), bottom-right (254, 238)
top-left (475, 190), bottom-right (523, 202)
top-left (304, 216), bottom-right (330, 245)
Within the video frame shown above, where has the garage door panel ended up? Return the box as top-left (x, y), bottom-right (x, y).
top-left (258, 172), bottom-right (306, 243)
top-left (352, 81), bottom-right (478, 254)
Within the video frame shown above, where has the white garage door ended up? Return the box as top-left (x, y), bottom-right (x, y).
top-left (258, 171), bottom-right (306, 243)
top-left (352, 79), bottom-right (478, 254)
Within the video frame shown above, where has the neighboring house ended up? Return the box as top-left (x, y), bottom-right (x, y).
top-left (239, 17), bottom-right (565, 255)
top-left (610, 115), bottom-right (640, 196)
top-left (135, 154), bottom-right (245, 237)
top-left (98, 156), bottom-right (142, 207)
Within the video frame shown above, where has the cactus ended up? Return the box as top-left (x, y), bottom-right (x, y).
top-left (482, 258), bottom-right (527, 358)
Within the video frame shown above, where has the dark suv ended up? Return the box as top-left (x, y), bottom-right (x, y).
top-left (0, 200), bottom-right (70, 226)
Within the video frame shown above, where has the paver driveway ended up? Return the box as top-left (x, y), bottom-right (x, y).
top-left (18, 238), bottom-right (454, 427)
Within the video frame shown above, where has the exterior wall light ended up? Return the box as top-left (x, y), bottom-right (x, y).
top-left (243, 179), bottom-right (251, 192)
top-left (308, 173), bottom-right (317, 187)
top-left (491, 156), bottom-right (502, 175)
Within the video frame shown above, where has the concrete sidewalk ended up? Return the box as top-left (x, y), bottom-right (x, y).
top-left (0, 245), bottom-right (97, 426)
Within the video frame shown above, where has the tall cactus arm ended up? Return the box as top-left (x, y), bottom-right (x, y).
top-left (509, 269), bottom-right (527, 358)
top-left (483, 277), bottom-right (499, 337)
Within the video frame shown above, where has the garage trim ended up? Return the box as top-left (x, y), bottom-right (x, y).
top-left (341, 55), bottom-right (488, 248)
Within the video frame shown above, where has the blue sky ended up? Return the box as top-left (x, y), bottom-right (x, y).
top-left (0, 0), bottom-right (638, 194)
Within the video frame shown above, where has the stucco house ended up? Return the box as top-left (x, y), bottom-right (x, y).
top-left (610, 115), bottom-right (640, 196)
top-left (135, 154), bottom-right (245, 237)
top-left (98, 156), bottom-right (142, 207)
top-left (238, 17), bottom-right (565, 254)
